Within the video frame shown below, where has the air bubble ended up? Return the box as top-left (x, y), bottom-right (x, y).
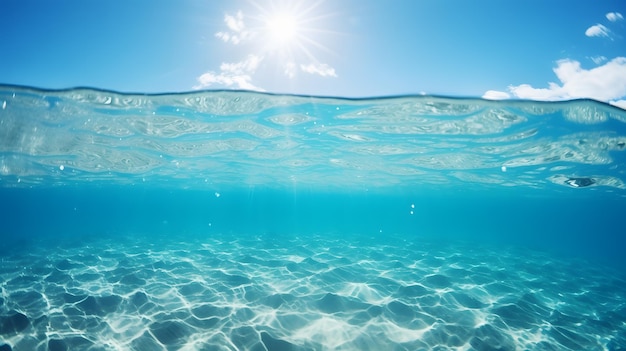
top-left (501, 166), bottom-right (507, 172)
top-left (215, 192), bottom-right (221, 198)
top-left (59, 165), bottom-right (65, 171)
top-left (2, 101), bottom-right (6, 109)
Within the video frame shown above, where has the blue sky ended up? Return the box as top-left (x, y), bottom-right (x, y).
top-left (1, 0), bottom-right (625, 107)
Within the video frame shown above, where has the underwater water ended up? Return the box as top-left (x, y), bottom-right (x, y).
top-left (1, 85), bottom-right (626, 350)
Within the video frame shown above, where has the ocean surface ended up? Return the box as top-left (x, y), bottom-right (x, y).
top-left (1, 84), bottom-right (625, 350)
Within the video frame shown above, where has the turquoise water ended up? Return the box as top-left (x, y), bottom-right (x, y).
top-left (1, 85), bottom-right (626, 350)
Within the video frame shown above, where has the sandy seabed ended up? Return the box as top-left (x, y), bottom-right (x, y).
top-left (1, 232), bottom-right (625, 351)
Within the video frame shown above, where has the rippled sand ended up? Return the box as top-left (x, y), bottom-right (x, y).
top-left (1, 232), bottom-right (625, 350)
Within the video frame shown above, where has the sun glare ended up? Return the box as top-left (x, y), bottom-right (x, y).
top-left (249, 0), bottom-right (334, 60)
top-left (236, 0), bottom-right (339, 82)
top-left (266, 12), bottom-right (299, 46)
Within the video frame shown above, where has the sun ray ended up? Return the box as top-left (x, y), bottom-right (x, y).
top-left (246, 0), bottom-right (339, 64)
top-left (266, 12), bottom-right (298, 44)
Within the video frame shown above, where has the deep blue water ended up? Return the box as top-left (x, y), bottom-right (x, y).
top-left (1, 85), bottom-right (626, 350)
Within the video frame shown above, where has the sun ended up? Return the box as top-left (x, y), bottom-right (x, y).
top-left (265, 12), bottom-right (299, 47)
top-left (249, 0), bottom-right (333, 59)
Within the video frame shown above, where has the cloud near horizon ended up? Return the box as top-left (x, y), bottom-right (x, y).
top-left (194, 55), bottom-right (264, 91)
top-left (483, 57), bottom-right (626, 108)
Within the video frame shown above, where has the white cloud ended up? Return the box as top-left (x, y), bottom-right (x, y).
top-left (215, 11), bottom-right (252, 45)
top-left (502, 57), bottom-right (626, 104)
top-left (483, 11), bottom-right (626, 109)
top-left (508, 83), bottom-right (564, 100)
top-left (590, 56), bottom-right (607, 64)
top-left (606, 12), bottom-right (624, 22)
top-left (194, 72), bottom-right (262, 91)
top-left (300, 63), bottom-right (337, 77)
top-left (482, 90), bottom-right (511, 100)
top-left (585, 24), bottom-right (610, 37)
top-left (194, 55), bottom-right (264, 91)
top-left (611, 100), bottom-right (626, 109)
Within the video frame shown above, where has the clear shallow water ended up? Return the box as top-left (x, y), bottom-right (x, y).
top-left (1, 85), bottom-right (626, 350)
top-left (1, 85), bottom-right (625, 190)
top-left (1, 232), bottom-right (625, 351)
